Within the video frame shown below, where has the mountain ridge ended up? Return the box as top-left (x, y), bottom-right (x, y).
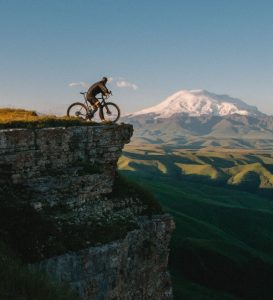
top-left (128, 89), bottom-right (264, 118)
top-left (122, 90), bottom-right (272, 149)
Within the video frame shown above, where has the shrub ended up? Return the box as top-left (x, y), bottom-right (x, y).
top-left (111, 173), bottom-right (163, 216)
top-left (0, 184), bottom-right (136, 262)
top-left (0, 243), bottom-right (78, 300)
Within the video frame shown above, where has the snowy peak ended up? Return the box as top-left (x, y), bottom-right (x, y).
top-left (131, 90), bottom-right (263, 118)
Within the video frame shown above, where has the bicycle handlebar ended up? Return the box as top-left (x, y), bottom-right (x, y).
top-left (80, 91), bottom-right (111, 96)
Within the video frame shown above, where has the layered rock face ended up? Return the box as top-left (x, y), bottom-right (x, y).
top-left (0, 124), bottom-right (174, 300)
top-left (0, 124), bottom-right (132, 208)
top-left (37, 215), bottom-right (174, 300)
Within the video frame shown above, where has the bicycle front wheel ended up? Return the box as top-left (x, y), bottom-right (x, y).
top-left (67, 102), bottom-right (88, 119)
top-left (102, 102), bottom-right (120, 123)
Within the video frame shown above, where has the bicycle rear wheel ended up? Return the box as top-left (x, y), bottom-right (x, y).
top-left (102, 102), bottom-right (120, 123)
top-left (67, 102), bottom-right (88, 119)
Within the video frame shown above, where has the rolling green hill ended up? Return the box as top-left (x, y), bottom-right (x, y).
top-left (120, 144), bottom-right (273, 193)
top-left (119, 146), bottom-right (273, 299)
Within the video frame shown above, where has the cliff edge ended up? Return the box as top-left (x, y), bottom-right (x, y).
top-left (0, 123), bottom-right (174, 300)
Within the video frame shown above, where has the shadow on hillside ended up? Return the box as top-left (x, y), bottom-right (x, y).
top-left (170, 239), bottom-right (273, 300)
top-left (122, 160), bottom-right (273, 200)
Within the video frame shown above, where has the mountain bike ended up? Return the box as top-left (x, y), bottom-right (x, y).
top-left (67, 92), bottom-right (120, 123)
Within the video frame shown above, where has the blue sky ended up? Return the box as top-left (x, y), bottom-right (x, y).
top-left (0, 0), bottom-right (273, 115)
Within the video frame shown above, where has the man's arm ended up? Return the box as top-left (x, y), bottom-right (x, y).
top-left (98, 82), bottom-right (110, 95)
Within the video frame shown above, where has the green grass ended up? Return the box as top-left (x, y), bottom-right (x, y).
top-left (171, 271), bottom-right (239, 300)
top-left (0, 108), bottom-right (102, 129)
top-left (120, 170), bottom-right (273, 300)
top-left (0, 243), bottom-right (78, 300)
top-left (111, 173), bottom-right (163, 216)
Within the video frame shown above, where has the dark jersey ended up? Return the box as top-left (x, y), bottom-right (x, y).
top-left (87, 80), bottom-right (109, 99)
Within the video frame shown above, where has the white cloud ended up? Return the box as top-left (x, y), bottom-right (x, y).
top-left (68, 81), bottom-right (89, 88)
top-left (68, 78), bottom-right (138, 91)
top-left (116, 80), bottom-right (138, 90)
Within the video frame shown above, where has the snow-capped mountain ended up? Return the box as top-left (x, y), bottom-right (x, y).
top-left (129, 90), bottom-right (263, 118)
top-left (121, 89), bottom-right (273, 149)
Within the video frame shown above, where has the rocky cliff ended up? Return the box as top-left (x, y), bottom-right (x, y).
top-left (0, 124), bottom-right (174, 300)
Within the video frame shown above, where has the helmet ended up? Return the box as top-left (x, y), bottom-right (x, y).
top-left (102, 76), bottom-right (108, 83)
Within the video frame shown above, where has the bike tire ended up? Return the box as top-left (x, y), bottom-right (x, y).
top-left (102, 102), bottom-right (120, 123)
top-left (67, 102), bottom-right (88, 119)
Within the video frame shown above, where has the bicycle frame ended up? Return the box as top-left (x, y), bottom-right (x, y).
top-left (81, 92), bottom-right (107, 110)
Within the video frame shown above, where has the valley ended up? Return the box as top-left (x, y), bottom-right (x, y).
top-left (120, 144), bottom-right (273, 193)
top-left (119, 145), bottom-right (273, 299)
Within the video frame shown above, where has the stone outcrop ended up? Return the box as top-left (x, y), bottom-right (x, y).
top-left (0, 124), bottom-right (174, 300)
top-left (36, 215), bottom-right (174, 300)
top-left (0, 124), bottom-right (132, 208)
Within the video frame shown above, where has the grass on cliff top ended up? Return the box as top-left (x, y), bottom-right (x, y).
top-left (0, 108), bottom-right (99, 129)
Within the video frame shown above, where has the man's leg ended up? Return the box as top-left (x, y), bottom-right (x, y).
top-left (99, 105), bottom-right (105, 121)
top-left (90, 96), bottom-right (105, 121)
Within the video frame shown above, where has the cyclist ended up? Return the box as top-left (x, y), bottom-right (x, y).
top-left (86, 77), bottom-right (111, 121)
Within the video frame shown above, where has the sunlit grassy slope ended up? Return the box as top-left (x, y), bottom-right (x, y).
top-left (0, 108), bottom-right (97, 128)
top-left (0, 108), bottom-right (38, 121)
top-left (120, 144), bottom-right (273, 191)
top-left (227, 163), bottom-right (273, 188)
top-left (175, 163), bottom-right (221, 180)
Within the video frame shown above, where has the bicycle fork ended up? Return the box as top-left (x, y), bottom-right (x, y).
top-left (105, 105), bottom-right (111, 115)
